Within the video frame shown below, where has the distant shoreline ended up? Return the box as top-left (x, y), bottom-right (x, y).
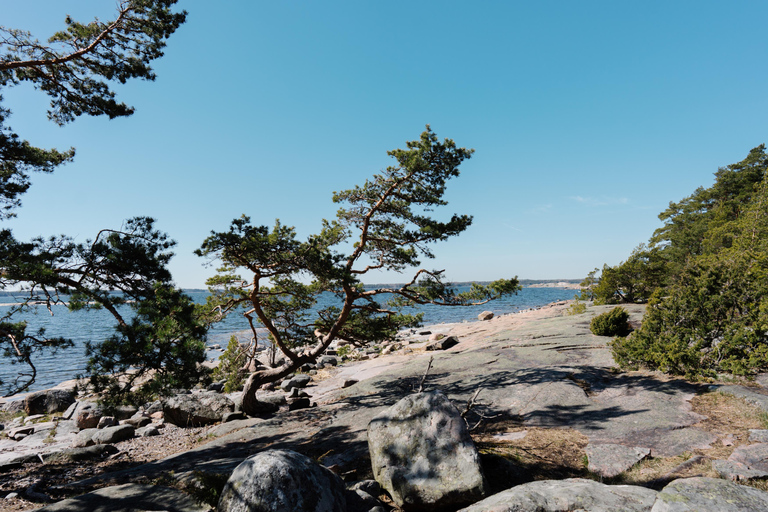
top-left (525, 281), bottom-right (581, 290)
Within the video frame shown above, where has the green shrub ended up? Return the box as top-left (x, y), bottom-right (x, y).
top-left (212, 336), bottom-right (248, 392)
top-left (590, 307), bottom-right (631, 337)
top-left (566, 300), bottom-right (587, 316)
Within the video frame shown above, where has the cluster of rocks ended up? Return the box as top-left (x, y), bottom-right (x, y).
top-left (24, 388), bottom-right (768, 512)
top-left (209, 389), bottom-right (768, 512)
top-left (0, 359), bottom-right (332, 475)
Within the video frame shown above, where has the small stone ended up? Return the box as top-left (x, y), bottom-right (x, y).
top-left (478, 311), bottom-right (494, 321)
top-left (426, 335), bottom-right (460, 351)
top-left (222, 412), bottom-right (247, 423)
top-left (136, 425), bottom-right (160, 437)
top-left (97, 416), bottom-right (117, 429)
top-left (24, 414), bottom-right (46, 424)
top-left (8, 426), bottom-right (34, 440)
top-left (342, 379), bottom-right (358, 388)
top-left (288, 398), bottom-right (311, 411)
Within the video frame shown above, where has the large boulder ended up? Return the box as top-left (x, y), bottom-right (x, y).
top-left (651, 476), bottom-right (768, 511)
top-left (24, 388), bottom-right (75, 415)
top-left (163, 392), bottom-right (234, 426)
top-left (367, 391), bottom-right (487, 511)
top-left (218, 449), bottom-right (347, 512)
top-left (457, 478), bottom-right (657, 512)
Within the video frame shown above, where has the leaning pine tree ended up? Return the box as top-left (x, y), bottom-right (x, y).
top-left (197, 127), bottom-right (520, 416)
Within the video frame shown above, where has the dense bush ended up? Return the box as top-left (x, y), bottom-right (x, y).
top-left (609, 145), bottom-right (768, 378)
top-left (590, 307), bottom-right (631, 337)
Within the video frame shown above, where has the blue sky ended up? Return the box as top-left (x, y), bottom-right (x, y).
top-left (3, 1), bottom-right (767, 288)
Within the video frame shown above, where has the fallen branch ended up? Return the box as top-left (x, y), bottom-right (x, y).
top-left (417, 356), bottom-right (434, 393)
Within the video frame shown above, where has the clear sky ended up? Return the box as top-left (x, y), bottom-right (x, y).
top-left (3, 1), bottom-right (767, 288)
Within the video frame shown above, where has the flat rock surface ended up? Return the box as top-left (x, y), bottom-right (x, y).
top-left (652, 477), bottom-right (768, 511)
top-left (457, 478), bottom-right (658, 512)
top-left (65, 303), bottom-right (736, 490)
top-left (35, 483), bottom-right (208, 512)
top-left (728, 442), bottom-right (768, 472)
top-left (586, 443), bottom-right (650, 477)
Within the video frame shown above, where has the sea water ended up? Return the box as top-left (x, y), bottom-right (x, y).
top-left (0, 286), bottom-right (577, 395)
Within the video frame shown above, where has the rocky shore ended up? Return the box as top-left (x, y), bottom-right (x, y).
top-left (3, 301), bottom-right (768, 511)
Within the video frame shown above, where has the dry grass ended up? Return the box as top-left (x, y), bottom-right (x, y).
top-left (468, 390), bottom-right (768, 494)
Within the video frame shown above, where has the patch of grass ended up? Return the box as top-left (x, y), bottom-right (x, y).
top-left (474, 425), bottom-right (591, 493)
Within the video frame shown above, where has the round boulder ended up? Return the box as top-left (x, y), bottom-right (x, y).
top-left (368, 390), bottom-right (487, 510)
top-left (218, 449), bottom-right (347, 512)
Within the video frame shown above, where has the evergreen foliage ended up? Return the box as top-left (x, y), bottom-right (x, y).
top-left (198, 127), bottom-right (521, 416)
top-left (608, 145), bottom-right (768, 377)
top-left (589, 307), bottom-right (631, 337)
top-left (211, 336), bottom-right (250, 393)
top-left (0, 2), bottom-right (200, 397)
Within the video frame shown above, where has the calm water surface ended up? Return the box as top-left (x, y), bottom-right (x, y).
top-left (0, 286), bottom-right (576, 394)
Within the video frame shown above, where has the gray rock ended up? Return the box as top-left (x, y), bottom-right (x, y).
top-left (74, 403), bottom-right (103, 429)
top-left (288, 397), bottom-right (312, 411)
top-left (349, 480), bottom-right (381, 497)
top-left (712, 459), bottom-right (768, 481)
top-left (425, 335), bottom-right (459, 351)
top-left (40, 444), bottom-right (119, 463)
top-left (208, 380), bottom-right (225, 392)
top-left (24, 388), bottom-right (75, 415)
top-left (218, 449), bottom-right (347, 512)
top-left (586, 443), bottom-right (650, 477)
top-left (113, 405), bottom-right (138, 420)
top-left (458, 478), bottom-right (657, 512)
top-left (728, 442), bottom-right (768, 472)
top-left (478, 311), bottom-right (494, 321)
top-left (97, 416), bottom-right (117, 429)
top-left (651, 476), bottom-right (768, 511)
top-left (7, 426), bottom-right (34, 440)
top-left (280, 373), bottom-right (312, 391)
top-left (35, 483), bottom-right (208, 512)
top-left (368, 390), bottom-right (487, 511)
top-left (319, 355), bottom-right (339, 366)
top-left (2, 400), bottom-right (24, 414)
top-left (163, 392), bottom-right (234, 426)
top-left (135, 425), bottom-right (160, 437)
top-left (239, 391), bottom-right (284, 415)
top-left (749, 429), bottom-right (768, 443)
top-left (123, 415), bottom-right (151, 428)
top-left (223, 411), bottom-right (247, 423)
top-left (346, 489), bottom-right (381, 512)
top-left (61, 401), bottom-right (78, 420)
top-left (91, 424), bottom-right (134, 445)
top-left (143, 400), bottom-right (163, 415)
top-left (72, 428), bottom-right (98, 447)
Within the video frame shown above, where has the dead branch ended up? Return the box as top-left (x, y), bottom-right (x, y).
top-left (417, 356), bottom-right (433, 393)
